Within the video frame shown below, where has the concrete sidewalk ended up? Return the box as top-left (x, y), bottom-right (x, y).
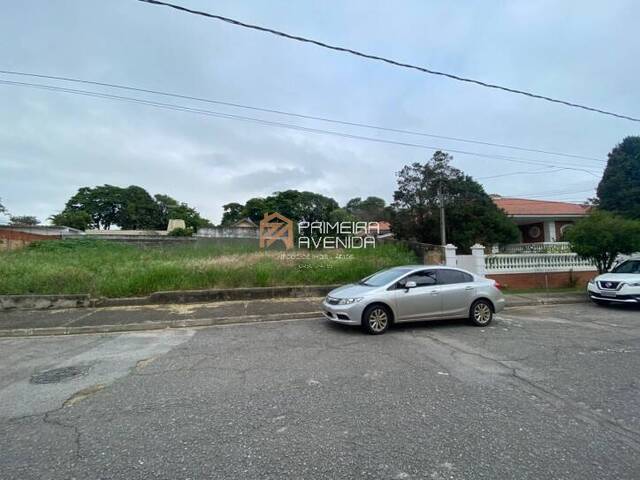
top-left (0, 292), bottom-right (588, 337)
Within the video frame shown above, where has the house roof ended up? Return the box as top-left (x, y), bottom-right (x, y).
top-left (493, 197), bottom-right (589, 216)
top-left (232, 217), bottom-right (258, 228)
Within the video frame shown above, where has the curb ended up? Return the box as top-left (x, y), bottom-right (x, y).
top-left (0, 285), bottom-right (342, 311)
top-left (0, 311), bottom-right (323, 337)
top-left (0, 294), bottom-right (92, 311)
top-left (0, 297), bottom-right (588, 338)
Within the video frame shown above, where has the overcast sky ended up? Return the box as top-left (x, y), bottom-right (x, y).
top-left (1, 0), bottom-right (638, 224)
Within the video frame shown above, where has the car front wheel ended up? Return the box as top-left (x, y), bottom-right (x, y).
top-left (362, 304), bottom-right (391, 335)
top-left (470, 299), bottom-right (493, 326)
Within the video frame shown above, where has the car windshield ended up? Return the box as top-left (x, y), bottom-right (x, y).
top-left (611, 260), bottom-right (640, 274)
top-left (359, 268), bottom-right (413, 287)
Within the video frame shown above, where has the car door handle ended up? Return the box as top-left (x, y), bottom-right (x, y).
top-left (430, 290), bottom-right (439, 295)
top-left (465, 286), bottom-right (474, 290)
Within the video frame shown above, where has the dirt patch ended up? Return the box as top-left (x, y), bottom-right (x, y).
top-left (63, 384), bottom-right (105, 407)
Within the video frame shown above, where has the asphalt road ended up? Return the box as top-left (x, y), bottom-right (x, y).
top-left (1, 303), bottom-right (639, 479)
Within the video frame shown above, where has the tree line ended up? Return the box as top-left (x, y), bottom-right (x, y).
top-left (47, 185), bottom-right (213, 231)
top-left (221, 192), bottom-right (389, 227)
top-left (2, 136), bottom-right (639, 258)
top-left (565, 136), bottom-right (640, 272)
top-left (220, 151), bottom-right (519, 251)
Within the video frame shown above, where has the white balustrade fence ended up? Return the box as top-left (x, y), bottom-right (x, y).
top-left (501, 242), bottom-right (572, 254)
top-left (485, 253), bottom-right (596, 274)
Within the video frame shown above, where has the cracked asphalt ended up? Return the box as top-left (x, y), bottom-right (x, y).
top-left (1, 303), bottom-right (639, 479)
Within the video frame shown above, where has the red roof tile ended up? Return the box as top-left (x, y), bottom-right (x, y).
top-left (493, 197), bottom-right (589, 216)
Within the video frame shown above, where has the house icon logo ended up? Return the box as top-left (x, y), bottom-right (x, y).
top-left (259, 212), bottom-right (294, 250)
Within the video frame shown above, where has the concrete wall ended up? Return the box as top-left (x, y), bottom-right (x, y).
top-left (197, 227), bottom-right (259, 239)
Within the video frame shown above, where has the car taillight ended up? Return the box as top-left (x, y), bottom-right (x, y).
top-left (493, 280), bottom-right (504, 290)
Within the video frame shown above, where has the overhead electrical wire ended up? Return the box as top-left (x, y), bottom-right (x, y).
top-left (477, 167), bottom-right (568, 180)
top-left (0, 78), bottom-right (603, 178)
top-left (0, 69), bottom-right (604, 164)
top-left (503, 188), bottom-right (596, 199)
top-left (136, 0), bottom-right (640, 123)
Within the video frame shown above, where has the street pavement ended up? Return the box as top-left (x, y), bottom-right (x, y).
top-left (1, 303), bottom-right (639, 479)
top-left (0, 292), bottom-right (587, 336)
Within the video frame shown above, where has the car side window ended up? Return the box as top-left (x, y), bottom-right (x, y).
top-left (437, 269), bottom-right (473, 285)
top-left (397, 270), bottom-right (437, 288)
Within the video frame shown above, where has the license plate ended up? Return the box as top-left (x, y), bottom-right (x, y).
top-left (601, 291), bottom-right (617, 298)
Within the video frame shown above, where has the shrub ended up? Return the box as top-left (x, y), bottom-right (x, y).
top-left (168, 227), bottom-right (194, 237)
top-left (565, 210), bottom-right (640, 273)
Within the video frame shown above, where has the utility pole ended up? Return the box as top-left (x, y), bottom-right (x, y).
top-left (438, 184), bottom-right (446, 246)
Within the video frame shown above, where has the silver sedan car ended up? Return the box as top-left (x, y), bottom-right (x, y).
top-left (322, 265), bottom-right (505, 334)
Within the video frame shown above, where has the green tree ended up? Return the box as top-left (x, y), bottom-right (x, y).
top-left (391, 151), bottom-right (519, 251)
top-left (327, 208), bottom-right (357, 224)
top-left (50, 210), bottom-right (92, 230)
top-left (268, 190), bottom-right (338, 223)
top-left (117, 186), bottom-right (162, 230)
top-left (345, 196), bottom-right (388, 221)
top-left (223, 190), bottom-right (340, 225)
top-left (565, 210), bottom-right (640, 273)
top-left (154, 194), bottom-right (212, 230)
top-left (0, 198), bottom-right (6, 216)
top-left (242, 197), bottom-right (271, 223)
top-left (63, 185), bottom-right (123, 229)
top-left (596, 136), bottom-right (640, 219)
top-left (55, 186), bottom-right (212, 231)
top-left (220, 202), bottom-right (245, 226)
top-left (9, 215), bottom-right (40, 226)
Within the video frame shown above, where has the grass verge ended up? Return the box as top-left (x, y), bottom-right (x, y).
top-left (0, 239), bottom-right (417, 297)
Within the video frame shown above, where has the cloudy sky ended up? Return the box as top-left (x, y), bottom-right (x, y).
top-left (1, 0), bottom-right (638, 224)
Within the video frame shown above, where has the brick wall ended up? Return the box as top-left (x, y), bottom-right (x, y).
top-left (487, 271), bottom-right (596, 289)
top-left (0, 230), bottom-right (59, 251)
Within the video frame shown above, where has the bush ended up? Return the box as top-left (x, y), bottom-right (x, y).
top-left (565, 210), bottom-right (640, 273)
top-left (168, 227), bottom-right (194, 237)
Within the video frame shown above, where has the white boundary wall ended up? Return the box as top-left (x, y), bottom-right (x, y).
top-left (446, 244), bottom-right (597, 275)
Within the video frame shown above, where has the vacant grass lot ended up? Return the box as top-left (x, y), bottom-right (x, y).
top-left (0, 240), bottom-right (417, 297)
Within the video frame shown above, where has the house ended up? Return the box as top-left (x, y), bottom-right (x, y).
top-left (232, 218), bottom-right (258, 229)
top-left (356, 220), bottom-right (393, 238)
top-left (196, 217), bottom-right (260, 239)
top-left (492, 196), bottom-right (589, 243)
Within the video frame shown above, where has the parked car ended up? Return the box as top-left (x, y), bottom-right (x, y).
top-left (322, 265), bottom-right (505, 334)
top-left (587, 258), bottom-right (640, 305)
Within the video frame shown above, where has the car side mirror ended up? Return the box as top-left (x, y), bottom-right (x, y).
top-left (404, 281), bottom-right (417, 290)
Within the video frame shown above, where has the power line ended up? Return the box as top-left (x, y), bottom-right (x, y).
top-left (477, 167), bottom-right (567, 180)
top-left (499, 196), bottom-right (591, 204)
top-left (136, 0), bottom-right (640, 123)
top-left (503, 188), bottom-right (596, 199)
top-left (0, 78), bottom-right (603, 177)
top-left (0, 69), bottom-right (605, 164)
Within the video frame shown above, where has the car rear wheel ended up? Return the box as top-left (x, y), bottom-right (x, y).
top-left (362, 304), bottom-right (391, 335)
top-left (470, 299), bottom-right (493, 326)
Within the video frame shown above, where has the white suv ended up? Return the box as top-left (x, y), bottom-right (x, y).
top-left (587, 258), bottom-right (640, 305)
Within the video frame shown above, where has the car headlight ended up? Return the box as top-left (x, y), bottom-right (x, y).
top-left (588, 279), bottom-right (595, 286)
top-left (338, 297), bottom-right (363, 305)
